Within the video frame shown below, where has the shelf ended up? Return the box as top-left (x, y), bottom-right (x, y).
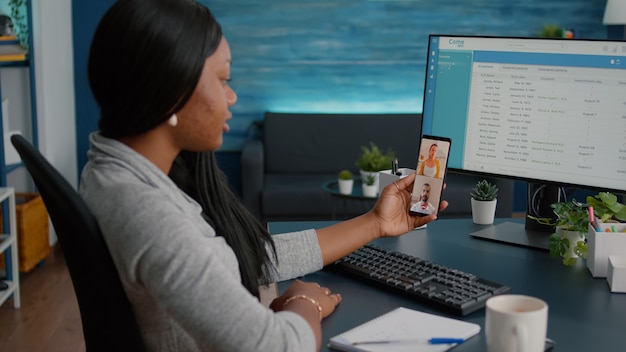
top-left (0, 280), bottom-right (17, 305)
top-left (0, 234), bottom-right (14, 252)
top-left (5, 162), bottom-right (23, 173)
top-left (0, 0), bottom-right (38, 175)
top-left (0, 59), bottom-right (29, 68)
top-left (0, 187), bottom-right (19, 309)
top-left (0, 0), bottom-right (32, 310)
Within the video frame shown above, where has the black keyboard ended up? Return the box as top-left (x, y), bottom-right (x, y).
top-left (326, 244), bottom-right (511, 316)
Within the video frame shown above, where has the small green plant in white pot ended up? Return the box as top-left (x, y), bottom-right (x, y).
top-left (355, 141), bottom-right (395, 191)
top-left (528, 199), bottom-right (589, 266)
top-left (470, 180), bottom-right (498, 225)
top-left (362, 174), bottom-right (378, 197)
top-left (337, 169), bottom-right (354, 195)
top-left (529, 192), bottom-right (625, 268)
top-left (549, 200), bottom-right (589, 266)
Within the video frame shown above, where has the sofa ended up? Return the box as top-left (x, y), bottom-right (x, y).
top-left (241, 112), bottom-right (513, 222)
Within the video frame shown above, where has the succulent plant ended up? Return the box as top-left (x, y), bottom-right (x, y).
top-left (338, 169), bottom-right (353, 180)
top-left (470, 180), bottom-right (498, 201)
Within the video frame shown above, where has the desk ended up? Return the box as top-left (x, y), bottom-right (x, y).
top-left (269, 218), bottom-right (626, 351)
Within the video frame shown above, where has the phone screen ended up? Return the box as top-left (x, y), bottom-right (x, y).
top-left (409, 135), bottom-right (451, 217)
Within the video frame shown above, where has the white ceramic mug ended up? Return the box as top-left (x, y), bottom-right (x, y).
top-left (485, 295), bottom-right (548, 352)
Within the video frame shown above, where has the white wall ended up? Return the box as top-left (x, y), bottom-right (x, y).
top-left (32, 0), bottom-right (76, 188)
top-left (30, 0), bottom-right (76, 244)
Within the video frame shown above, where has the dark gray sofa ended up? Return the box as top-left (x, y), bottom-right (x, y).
top-left (241, 112), bottom-right (513, 222)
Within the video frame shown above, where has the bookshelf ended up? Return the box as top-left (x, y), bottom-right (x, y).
top-left (0, 0), bottom-right (36, 308)
top-left (0, 187), bottom-right (19, 308)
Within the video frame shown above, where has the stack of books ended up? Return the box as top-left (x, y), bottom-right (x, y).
top-left (0, 35), bottom-right (26, 62)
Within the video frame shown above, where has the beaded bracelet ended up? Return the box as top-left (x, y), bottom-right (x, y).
top-left (282, 294), bottom-right (323, 321)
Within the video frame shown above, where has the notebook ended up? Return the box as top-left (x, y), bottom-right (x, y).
top-left (328, 307), bottom-right (481, 352)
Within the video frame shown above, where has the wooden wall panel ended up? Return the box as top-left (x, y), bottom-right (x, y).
top-left (202, 0), bottom-right (606, 150)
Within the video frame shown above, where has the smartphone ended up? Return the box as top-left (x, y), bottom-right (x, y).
top-left (409, 135), bottom-right (451, 216)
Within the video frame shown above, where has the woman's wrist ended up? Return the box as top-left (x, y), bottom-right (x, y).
top-left (283, 294), bottom-right (323, 321)
top-left (361, 211), bottom-right (384, 239)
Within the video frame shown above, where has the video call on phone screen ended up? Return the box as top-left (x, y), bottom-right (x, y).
top-left (410, 136), bottom-right (451, 216)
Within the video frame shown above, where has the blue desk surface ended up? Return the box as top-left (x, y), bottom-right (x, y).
top-left (269, 218), bottom-right (626, 351)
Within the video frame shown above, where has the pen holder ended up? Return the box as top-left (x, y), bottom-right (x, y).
top-left (378, 168), bottom-right (415, 193)
top-left (587, 223), bottom-right (626, 278)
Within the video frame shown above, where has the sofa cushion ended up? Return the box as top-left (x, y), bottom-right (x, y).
top-left (264, 113), bottom-right (422, 174)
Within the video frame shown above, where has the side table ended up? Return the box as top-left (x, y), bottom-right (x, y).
top-left (321, 178), bottom-right (377, 219)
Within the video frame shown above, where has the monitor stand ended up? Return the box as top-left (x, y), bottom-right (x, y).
top-left (470, 221), bottom-right (551, 250)
top-left (470, 183), bottom-right (564, 250)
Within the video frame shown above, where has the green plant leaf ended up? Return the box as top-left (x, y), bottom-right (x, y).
top-left (548, 235), bottom-right (568, 258)
top-left (562, 257), bottom-right (577, 266)
top-left (574, 241), bottom-right (587, 259)
top-left (470, 179), bottom-right (498, 201)
top-left (548, 199), bottom-right (589, 233)
top-left (586, 192), bottom-right (626, 222)
top-left (597, 192), bottom-right (617, 205)
top-left (338, 169), bottom-right (353, 180)
top-left (355, 142), bottom-right (395, 172)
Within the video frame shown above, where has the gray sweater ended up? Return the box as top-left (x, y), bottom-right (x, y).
top-left (79, 133), bottom-right (324, 351)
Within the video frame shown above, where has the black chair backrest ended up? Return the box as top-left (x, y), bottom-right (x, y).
top-left (10, 134), bottom-right (145, 351)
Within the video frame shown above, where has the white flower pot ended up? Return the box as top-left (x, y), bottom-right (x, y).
top-left (359, 170), bottom-right (379, 191)
top-left (338, 179), bottom-right (354, 195)
top-left (471, 198), bottom-right (497, 225)
top-left (362, 184), bottom-right (378, 197)
top-left (557, 227), bottom-right (585, 259)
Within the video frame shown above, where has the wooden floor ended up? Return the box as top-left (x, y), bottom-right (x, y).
top-left (0, 245), bottom-right (85, 352)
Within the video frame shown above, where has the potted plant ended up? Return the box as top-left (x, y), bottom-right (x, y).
top-left (470, 179), bottom-right (498, 225)
top-left (537, 24), bottom-right (563, 38)
top-left (529, 199), bottom-right (589, 266)
top-left (337, 169), bottom-right (354, 195)
top-left (362, 174), bottom-right (378, 197)
top-left (355, 142), bottom-right (395, 191)
top-left (586, 192), bottom-right (626, 223)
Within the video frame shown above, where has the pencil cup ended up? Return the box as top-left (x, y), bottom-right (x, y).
top-left (485, 295), bottom-right (548, 352)
top-left (378, 168), bottom-right (414, 193)
top-left (587, 223), bottom-right (626, 278)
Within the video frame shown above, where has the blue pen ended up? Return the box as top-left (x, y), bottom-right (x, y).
top-left (428, 338), bottom-right (465, 344)
top-left (352, 337), bottom-right (465, 345)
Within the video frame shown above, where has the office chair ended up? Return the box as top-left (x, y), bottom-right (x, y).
top-left (10, 135), bottom-right (145, 352)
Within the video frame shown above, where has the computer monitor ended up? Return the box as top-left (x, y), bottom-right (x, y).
top-left (421, 35), bottom-right (626, 243)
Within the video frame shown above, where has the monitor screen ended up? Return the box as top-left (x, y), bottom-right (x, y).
top-left (421, 35), bottom-right (626, 196)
